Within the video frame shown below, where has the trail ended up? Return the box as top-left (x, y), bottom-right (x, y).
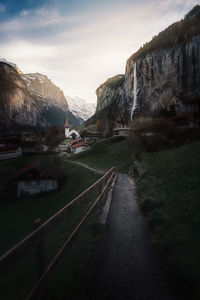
top-left (92, 173), bottom-right (177, 300)
top-left (64, 160), bottom-right (105, 175)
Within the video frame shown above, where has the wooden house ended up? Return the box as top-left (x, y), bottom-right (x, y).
top-left (9, 161), bottom-right (58, 197)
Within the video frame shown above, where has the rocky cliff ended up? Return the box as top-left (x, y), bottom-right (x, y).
top-left (0, 62), bottom-right (43, 129)
top-left (95, 74), bottom-right (128, 123)
top-left (0, 61), bottom-right (83, 130)
top-left (21, 73), bottom-right (69, 126)
top-left (126, 35), bottom-right (200, 120)
top-left (95, 5), bottom-right (200, 124)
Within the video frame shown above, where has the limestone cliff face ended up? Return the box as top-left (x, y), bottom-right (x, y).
top-left (95, 5), bottom-right (200, 123)
top-left (95, 75), bottom-right (128, 123)
top-left (0, 63), bottom-right (42, 128)
top-left (125, 35), bottom-right (200, 118)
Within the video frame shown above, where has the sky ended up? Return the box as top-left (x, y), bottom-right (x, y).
top-left (0, 0), bottom-right (199, 103)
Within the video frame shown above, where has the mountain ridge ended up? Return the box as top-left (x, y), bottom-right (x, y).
top-left (0, 61), bottom-right (90, 129)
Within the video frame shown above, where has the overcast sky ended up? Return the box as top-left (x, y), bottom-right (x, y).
top-left (0, 0), bottom-right (199, 102)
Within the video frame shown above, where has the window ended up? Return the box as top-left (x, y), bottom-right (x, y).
top-left (25, 180), bottom-right (32, 186)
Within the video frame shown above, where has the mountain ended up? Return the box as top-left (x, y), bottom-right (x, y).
top-left (94, 5), bottom-right (200, 125)
top-left (66, 96), bottom-right (96, 123)
top-left (21, 72), bottom-right (69, 127)
top-left (0, 61), bottom-right (83, 130)
top-left (0, 62), bottom-right (44, 130)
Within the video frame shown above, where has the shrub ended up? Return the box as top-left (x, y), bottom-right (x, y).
top-left (129, 117), bottom-right (179, 152)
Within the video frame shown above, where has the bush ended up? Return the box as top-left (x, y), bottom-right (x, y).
top-left (129, 117), bottom-right (179, 152)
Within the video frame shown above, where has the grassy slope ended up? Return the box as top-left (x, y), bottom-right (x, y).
top-left (73, 137), bottom-right (200, 292)
top-left (136, 141), bottom-right (200, 286)
top-left (0, 154), bottom-right (101, 300)
top-left (72, 137), bottom-right (132, 173)
top-left (0, 154), bottom-right (100, 255)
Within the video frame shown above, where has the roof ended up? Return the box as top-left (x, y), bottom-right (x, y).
top-left (65, 118), bottom-right (70, 128)
top-left (84, 132), bottom-right (103, 137)
top-left (69, 139), bottom-right (81, 145)
top-left (113, 127), bottom-right (130, 131)
top-left (72, 142), bottom-right (88, 149)
top-left (10, 161), bottom-right (57, 181)
top-left (0, 145), bottom-right (19, 153)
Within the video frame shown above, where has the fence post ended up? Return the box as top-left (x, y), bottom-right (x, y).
top-left (33, 218), bottom-right (45, 278)
top-left (99, 181), bottom-right (104, 195)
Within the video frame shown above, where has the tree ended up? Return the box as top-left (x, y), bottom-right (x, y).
top-left (45, 125), bottom-right (65, 148)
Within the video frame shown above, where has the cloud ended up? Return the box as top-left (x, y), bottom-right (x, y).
top-left (0, 0), bottom-right (199, 101)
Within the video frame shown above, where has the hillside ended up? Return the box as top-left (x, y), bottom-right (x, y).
top-left (127, 5), bottom-right (200, 64)
top-left (135, 141), bottom-right (200, 298)
top-left (71, 137), bottom-right (133, 173)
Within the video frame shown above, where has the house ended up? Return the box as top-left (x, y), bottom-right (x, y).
top-left (71, 141), bottom-right (89, 154)
top-left (113, 126), bottom-right (130, 137)
top-left (9, 161), bottom-right (58, 197)
top-left (0, 145), bottom-right (22, 160)
top-left (83, 132), bottom-right (103, 143)
top-left (67, 139), bottom-right (81, 153)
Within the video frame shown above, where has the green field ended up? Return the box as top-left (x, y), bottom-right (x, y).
top-left (72, 136), bottom-right (133, 173)
top-left (0, 154), bottom-right (102, 299)
top-left (135, 141), bottom-right (200, 295)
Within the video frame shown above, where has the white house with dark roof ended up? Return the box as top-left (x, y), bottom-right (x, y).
top-left (9, 161), bottom-right (58, 197)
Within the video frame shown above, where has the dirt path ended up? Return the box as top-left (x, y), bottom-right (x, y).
top-left (92, 173), bottom-right (177, 300)
top-left (64, 160), bottom-right (105, 175)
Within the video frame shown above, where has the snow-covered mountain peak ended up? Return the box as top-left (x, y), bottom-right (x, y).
top-left (66, 96), bottom-right (96, 122)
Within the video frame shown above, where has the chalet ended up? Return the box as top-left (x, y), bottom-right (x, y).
top-left (9, 161), bottom-right (58, 197)
top-left (71, 141), bottom-right (89, 154)
top-left (0, 145), bottom-right (22, 160)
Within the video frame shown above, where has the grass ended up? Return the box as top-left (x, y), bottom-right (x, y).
top-left (0, 154), bottom-right (102, 299)
top-left (71, 136), bottom-right (133, 173)
top-left (135, 141), bottom-right (200, 293)
top-left (97, 74), bottom-right (125, 91)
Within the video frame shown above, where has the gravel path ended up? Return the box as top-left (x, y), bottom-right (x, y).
top-left (92, 173), bottom-right (177, 300)
top-left (64, 160), bottom-right (105, 175)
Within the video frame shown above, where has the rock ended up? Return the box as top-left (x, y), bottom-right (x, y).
top-left (125, 36), bottom-right (200, 116)
top-left (0, 62), bottom-right (43, 128)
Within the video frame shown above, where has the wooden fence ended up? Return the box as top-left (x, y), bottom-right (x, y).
top-left (0, 167), bottom-right (116, 299)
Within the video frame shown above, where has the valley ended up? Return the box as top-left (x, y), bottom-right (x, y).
top-left (0, 4), bottom-right (200, 300)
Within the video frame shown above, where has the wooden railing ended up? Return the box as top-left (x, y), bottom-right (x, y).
top-left (0, 167), bottom-right (116, 300)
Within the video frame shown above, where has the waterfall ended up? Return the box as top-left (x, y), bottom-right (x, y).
top-left (131, 62), bottom-right (138, 121)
